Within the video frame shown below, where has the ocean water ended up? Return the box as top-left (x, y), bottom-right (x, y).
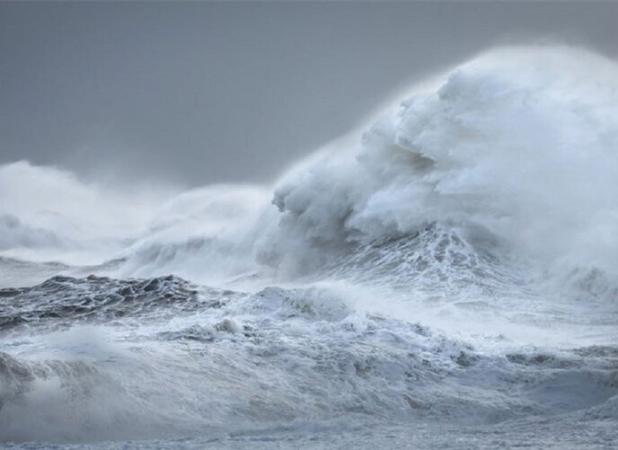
top-left (1, 45), bottom-right (617, 449)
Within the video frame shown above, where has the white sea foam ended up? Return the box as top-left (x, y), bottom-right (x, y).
top-left (266, 46), bottom-right (618, 284)
top-left (3, 46), bottom-right (618, 284)
top-left (0, 161), bottom-right (174, 264)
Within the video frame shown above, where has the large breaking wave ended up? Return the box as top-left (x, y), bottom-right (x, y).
top-left (1, 45), bottom-right (618, 447)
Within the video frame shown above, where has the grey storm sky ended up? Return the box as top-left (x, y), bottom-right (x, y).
top-left (1, 2), bottom-right (617, 187)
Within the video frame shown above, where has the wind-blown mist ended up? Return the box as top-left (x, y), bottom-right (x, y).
top-left (1, 45), bottom-right (617, 448)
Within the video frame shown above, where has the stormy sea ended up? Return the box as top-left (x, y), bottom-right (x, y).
top-left (1, 46), bottom-right (617, 449)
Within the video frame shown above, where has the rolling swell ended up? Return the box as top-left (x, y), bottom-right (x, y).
top-left (0, 275), bottom-right (236, 334)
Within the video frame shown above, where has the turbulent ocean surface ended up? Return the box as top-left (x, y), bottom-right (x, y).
top-left (1, 46), bottom-right (618, 449)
